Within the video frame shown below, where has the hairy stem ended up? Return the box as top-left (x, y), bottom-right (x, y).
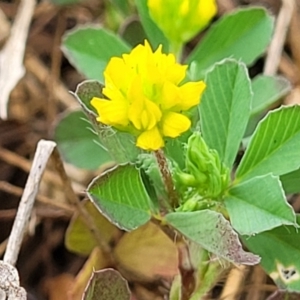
top-left (154, 149), bottom-right (179, 209)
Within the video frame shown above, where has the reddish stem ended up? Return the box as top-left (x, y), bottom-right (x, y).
top-left (154, 149), bottom-right (179, 209)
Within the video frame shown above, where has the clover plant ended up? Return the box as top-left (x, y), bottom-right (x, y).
top-left (55, 1), bottom-right (300, 299)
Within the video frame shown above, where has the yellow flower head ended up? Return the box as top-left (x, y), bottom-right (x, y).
top-left (148, 0), bottom-right (217, 44)
top-left (91, 41), bottom-right (206, 151)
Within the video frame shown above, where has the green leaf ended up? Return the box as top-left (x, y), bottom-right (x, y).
top-left (199, 59), bottom-right (252, 168)
top-left (165, 210), bottom-right (260, 265)
top-left (280, 168), bottom-right (300, 194)
top-left (50, 0), bottom-right (81, 5)
top-left (164, 130), bottom-right (192, 169)
top-left (54, 110), bottom-right (112, 170)
top-left (137, 154), bottom-right (165, 205)
top-left (120, 19), bottom-right (147, 47)
top-left (169, 275), bottom-right (181, 300)
top-left (87, 164), bottom-right (152, 231)
top-left (245, 76), bottom-right (291, 137)
top-left (134, 0), bottom-right (169, 51)
top-left (74, 80), bottom-right (140, 164)
top-left (251, 75), bottom-right (291, 115)
top-left (242, 216), bottom-right (300, 292)
top-left (225, 174), bottom-right (297, 235)
top-left (65, 200), bottom-right (119, 255)
top-left (236, 105), bottom-right (300, 181)
top-left (187, 7), bottom-right (274, 80)
top-left (109, 0), bottom-right (131, 15)
top-left (74, 80), bottom-right (103, 115)
top-left (62, 26), bottom-right (131, 83)
top-left (83, 269), bottom-right (130, 300)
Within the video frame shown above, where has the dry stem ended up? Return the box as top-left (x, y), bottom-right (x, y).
top-left (264, 0), bottom-right (295, 75)
top-left (0, 0), bottom-right (36, 119)
top-left (3, 140), bottom-right (56, 266)
top-left (50, 148), bottom-right (112, 255)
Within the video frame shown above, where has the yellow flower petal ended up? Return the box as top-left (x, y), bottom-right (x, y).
top-left (164, 55), bottom-right (187, 84)
top-left (104, 57), bottom-right (134, 93)
top-left (176, 81), bottom-right (206, 110)
top-left (102, 83), bottom-right (125, 103)
top-left (161, 81), bottom-right (182, 110)
top-left (180, 0), bottom-right (189, 16)
top-left (196, 0), bottom-right (218, 29)
top-left (90, 97), bottom-right (129, 126)
top-left (91, 40), bottom-right (207, 151)
top-left (129, 97), bottom-right (162, 130)
top-left (136, 127), bottom-right (164, 150)
top-left (147, 0), bottom-right (162, 12)
top-left (162, 112), bottom-right (191, 138)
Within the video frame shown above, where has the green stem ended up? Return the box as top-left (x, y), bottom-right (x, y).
top-left (284, 291), bottom-right (290, 300)
top-left (170, 42), bottom-right (184, 62)
top-left (190, 248), bottom-right (228, 300)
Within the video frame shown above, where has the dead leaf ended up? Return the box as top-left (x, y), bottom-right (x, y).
top-left (43, 273), bottom-right (74, 300)
top-left (114, 222), bottom-right (178, 282)
top-left (65, 199), bottom-right (120, 255)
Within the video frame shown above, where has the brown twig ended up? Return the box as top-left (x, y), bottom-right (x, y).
top-left (0, 239), bottom-right (8, 257)
top-left (0, 180), bottom-right (74, 213)
top-left (25, 53), bottom-right (79, 109)
top-left (50, 148), bottom-right (112, 255)
top-left (46, 8), bottom-right (66, 127)
top-left (0, 143), bottom-right (112, 255)
top-left (0, 209), bottom-right (17, 220)
top-left (0, 146), bottom-right (84, 192)
top-left (245, 265), bottom-right (267, 300)
top-left (279, 53), bottom-right (300, 84)
top-left (287, 1), bottom-right (300, 75)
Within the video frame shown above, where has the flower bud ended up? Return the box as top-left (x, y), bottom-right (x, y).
top-left (147, 0), bottom-right (217, 45)
top-left (185, 132), bottom-right (230, 198)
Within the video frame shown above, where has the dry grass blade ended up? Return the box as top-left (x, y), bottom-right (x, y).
top-left (264, 0), bottom-right (295, 76)
top-left (0, 8), bottom-right (10, 44)
top-left (0, 0), bottom-right (36, 119)
top-left (0, 140), bottom-right (55, 300)
top-left (25, 53), bottom-right (79, 110)
top-left (220, 265), bottom-right (249, 300)
top-left (3, 140), bottom-right (56, 266)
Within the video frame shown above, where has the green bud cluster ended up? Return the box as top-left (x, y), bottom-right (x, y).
top-left (176, 132), bottom-right (230, 200)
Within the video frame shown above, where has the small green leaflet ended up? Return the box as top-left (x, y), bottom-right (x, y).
top-left (236, 105), bottom-right (300, 181)
top-left (187, 7), bottom-right (274, 80)
top-left (280, 168), bottom-right (300, 194)
top-left (225, 174), bottom-right (297, 235)
top-left (62, 26), bottom-right (131, 82)
top-left (199, 59), bottom-right (252, 169)
top-left (165, 210), bottom-right (260, 265)
top-left (242, 216), bottom-right (300, 292)
top-left (54, 110), bottom-right (112, 170)
top-left (87, 164), bottom-right (153, 231)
